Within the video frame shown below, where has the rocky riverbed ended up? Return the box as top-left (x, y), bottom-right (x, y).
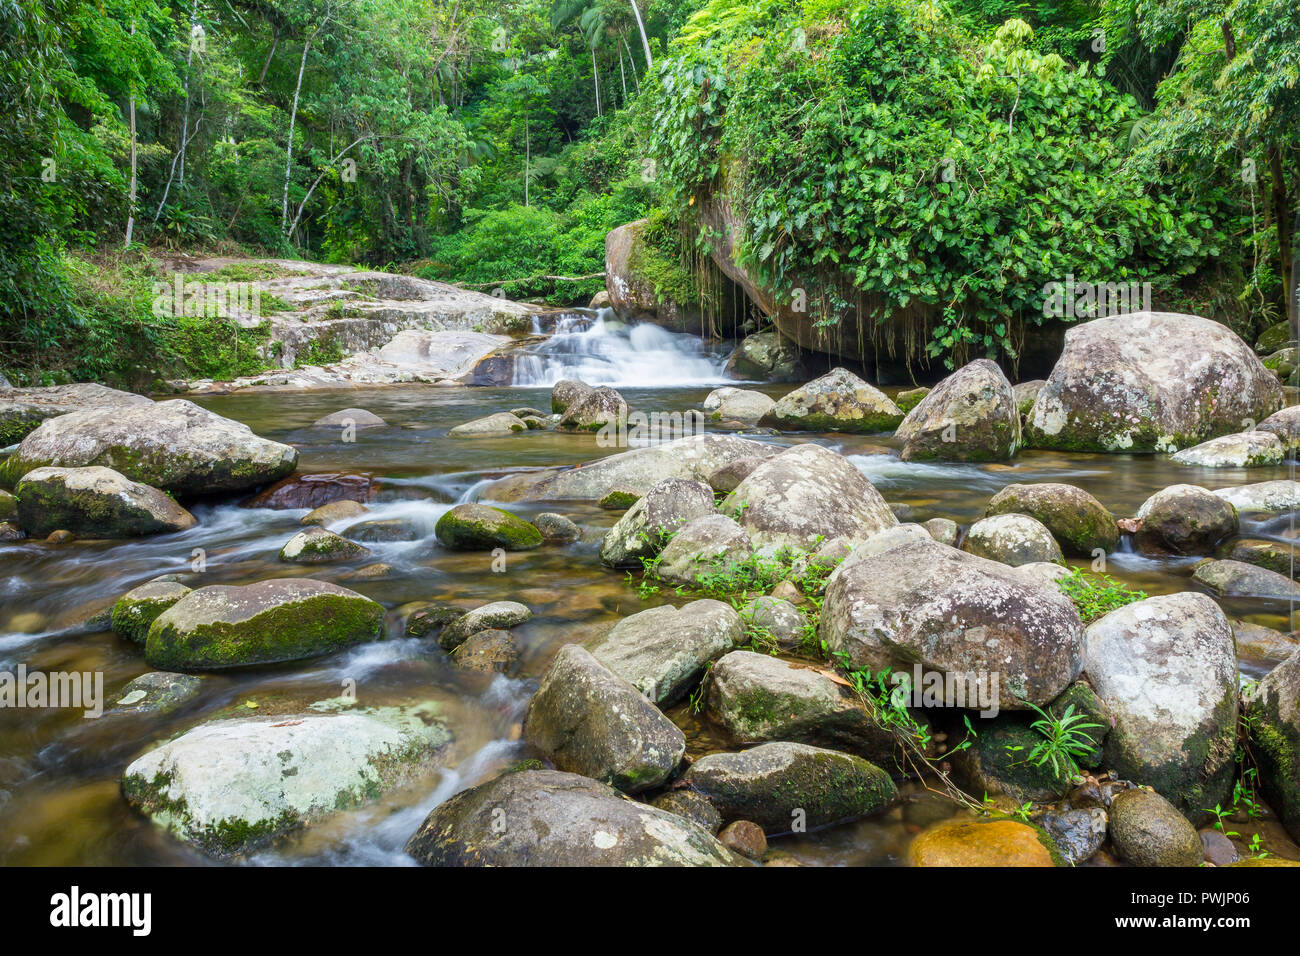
top-left (2, 307), bottom-right (1300, 867)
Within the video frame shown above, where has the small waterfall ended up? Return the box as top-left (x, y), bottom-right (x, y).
top-left (509, 309), bottom-right (733, 387)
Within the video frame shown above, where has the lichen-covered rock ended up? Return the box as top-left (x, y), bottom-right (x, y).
top-left (1108, 788), bottom-right (1204, 866)
top-left (279, 526), bottom-right (371, 563)
top-left (680, 742), bottom-right (898, 834)
top-left (821, 539), bottom-right (1084, 707)
top-left (1233, 620), bottom-right (1300, 680)
top-left (550, 379), bottom-right (593, 415)
top-left (1256, 321), bottom-right (1296, 355)
top-left (1213, 480), bottom-right (1300, 515)
top-left (1013, 380), bottom-right (1045, 417)
top-left (923, 517), bottom-right (959, 546)
top-left (111, 671), bottom-right (204, 715)
top-left (962, 513), bottom-right (1064, 567)
top-left (760, 368), bottom-right (903, 434)
top-left (1133, 484), bottom-right (1239, 555)
top-left (598, 477), bottom-right (716, 568)
top-left (145, 579), bottom-right (384, 670)
top-left (533, 512), bottom-right (580, 542)
top-left (111, 581), bottom-right (193, 645)
top-left (447, 412), bottom-right (527, 436)
top-left (703, 387), bottom-right (775, 423)
top-left (1247, 647), bottom-right (1300, 841)
top-left (722, 443), bottom-right (896, 553)
top-left (895, 359), bottom-right (1020, 461)
top-left (983, 483), bottom-right (1118, 556)
top-left (725, 331), bottom-right (804, 382)
top-left (524, 645), bottom-right (685, 793)
top-left (706, 651), bottom-right (897, 762)
top-left (1083, 593), bottom-right (1238, 817)
top-left (908, 818), bottom-right (1064, 867)
top-left (651, 790), bottom-right (723, 834)
top-left (1256, 406), bottom-right (1300, 454)
top-left (124, 704), bottom-right (450, 856)
top-left (740, 595), bottom-right (807, 649)
top-left (0, 382), bottom-right (153, 446)
top-left (1192, 558), bottom-right (1300, 598)
top-left (439, 601), bottom-right (532, 651)
top-left (449, 628), bottom-right (520, 674)
top-left (705, 456), bottom-right (768, 494)
top-left (15, 466), bottom-right (197, 538)
top-left (435, 502), bottom-right (543, 551)
top-left (405, 767), bottom-right (739, 866)
top-left (1025, 312), bottom-right (1282, 453)
top-left (1, 399), bottom-right (298, 494)
top-left (1170, 430), bottom-right (1284, 467)
top-left (300, 499), bottom-right (368, 526)
top-left (557, 386), bottom-right (628, 432)
top-left (654, 514), bottom-right (753, 585)
top-left (589, 599), bottom-right (743, 706)
top-left (1216, 537), bottom-right (1300, 580)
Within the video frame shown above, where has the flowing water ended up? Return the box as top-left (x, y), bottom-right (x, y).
top-left (3, 335), bottom-right (1300, 865)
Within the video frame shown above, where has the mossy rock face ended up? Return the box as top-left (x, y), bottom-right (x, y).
top-left (1134, 483), bottom-right (1239, 556)
top-left (1217, 537), bottom-right (1300, 580)
top-left (909, 817), bottom-right (1066, 867)
top-left (951, 716), bottom-right (1078, 803)
top-left (110, 671), bottom-right (205, 715)
top-left (984, 482), bottom-right (1119, 556)
top-left (144, 579), bottom-right (384, 670)
top-left (404, 602), bottom-right (468, 639)
top-left (1192, 558), bottom-right (1300, 598)
top-left (679, 741), bottom-right (898, 834)
top-left (651, 790), bottom-right (723, 834)
top-left (1046, 681), bottom-right (1110, 768)
top-left (551, 379), bottom-right (593, 415)
top-left (597, 486), bottom-right (642, 510)
top-left (15, 466), bottom-right (197, 538)
top-left (111, 581), bottom-right (193, 645)
top-left (1108, 788), bottom-right (1204, 866)
top-left (1256, 322), bottom-right (1296, 355)
top-left (894, 387), bottom-right (929, 413)
top-left (0, 489), bottom-right (15, 521)
top-left (760, 368), bottom-right (904, 434)
top-left (724, 331), bottom-right (804, 382)
top-left (434, 502), bottom-right (542, 551)
top-left (895, 359), bottom-right (1020, 461)
top-left (1247, 649), bottom-right (1300, 843)
top-left (279, 526), bottom-right (371, 563)
top-left (123, 703), bottom-right (450, 856)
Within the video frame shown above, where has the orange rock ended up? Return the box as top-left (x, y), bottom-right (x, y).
top-left (908, 818), bottom-right (1062, 867)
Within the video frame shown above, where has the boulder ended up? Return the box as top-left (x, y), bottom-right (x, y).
top-left (1024, 312), bottom-right (1283, 453)
top-left (1, 399), bottom-right (298, 494)
top-left (447, 412), bottom-right (528, 436)
top-left (0, 382), bottom-right (153, 446)
top-left (908, 818), bottom-right (1064, 867)
top-left (589, 599), bottom-right (743, 706)
top-left (1212, 480), bottom-right (1300, 514)
top-left (1233, 620), bottom-right (1300, 679)
top-left (404, 602), bottom-right (468, 640)
top-left (598, 486), bottom-right (641, 510)
top-left (599, 478), bottom-right (716, 568)
top-left (952, 717), bottom-right (1079, 803)
top-left (1170, 430), bottom-right (1284, 467)
top-left (679, 742), bottom-right (897, 834)
top-left (439, 601), bottom-right (532, 651)
top-left (449, 628), bottom-right (520, 674)
top-left (111, 671), bottom-right (204, 715)
top-left (342, 517), bottom-right (421, 543)
top-left (551, 379), bottom-right (593, 415)
top-left (1083, 593), bottom-right (1238, 816)
top-left (145, 579), bottom-right (383, 670)
top-left (435, 502), bottom-right (543, 550)
top-left (111, 581), bottom-right (192, 645)
top-left (404, 768), bottom-right (738, 866)
top-left (961, 513), bottom-right (1064, 567)
top-left (923, 517), bottom-right (959, 546)
top-left (241, 471), bottom-right (375, 509)
top-left (821, 539), bottom-right (1085, 707)
top-left (524, 645), bottom-right (685, 793)
top-left (1013, 380), bottom-right (1046, 417)
top-left (894, 387), bottom-right (929, 413)
top-left (124, 704), bottom-right (450, 855)
top-left (718, 820), bottom-right (767, 860)
top-left (1216, 537), bottom-right (1300, 579)
top-left (604, 219), bottom-right (703, 332)
top-left (1192, 558), bottom-right (1300, 598)
top-left (703, 387), bottom-right (775, 423)
top-left (279, 526), bottom-right (370, 563)
top-left (1256, 321), bottom-right (1296, 354)
top-left (533, 512), bottom-right (581, 542)
top-left (1247, 647), bottom-right (1300, 841)
top-left (650, 790), bottom-right (723, 834)
top-left (705, 456), bottom-right (768, 494)
top-left (557, 386), bottom-right (628, 432)
top-left (983, 483), bottom-right (1118, 555)
top-left (301, 499), bottom-right (369, 526)
top-left (706, 651), bottom-right (897, 761)
top-left (653, 514), bottom-right (753, 585)
top-left (14, 466), bottom-right (196, 538)
top-left (740, 595), bottom-right (807, 650)
top-left (894, 359), bottom-right (1020, 461)
top-left (722, 443), bottom-right (896, 553)
top-left (1256, 406), bottom-right (1300, 453)
top-left (310, 408), bottom-right (385, 428)
top-left (725, 331), bottom-right (804, 382)
top-left (1108, 788), bottom-right (1204, 866)
top-left (760, 368), bottom-right (904, 434)
top-left (1133, 484), bottom-right (1239, 555)
top-left (1037, 808), bottom-right (1108, 866)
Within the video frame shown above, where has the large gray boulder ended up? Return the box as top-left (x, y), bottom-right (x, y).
top-left (894, 359), bottom-right (1020, 461)
top-left (725, 331), bottom-right (804, 382)
top-left (983, 482), bottom-right (1118, 555)
top-left (123, 704), bottom-right (450, 855)
top-left (1083, 593), bottom-right (1238, 817)
top-left (524, 645), bottom-right (685, 793)
top-left (599, 477), bottom-right (716, 568)
top-left (145, 579), bottom-right (383, 670)
top-left (1212, 480), bottom-right (1300, 514)
top-left (706, 651), bottom-right (897, 761)
top-left (1170, 430), bottom-right (1284, 467)
top-left (1134, 484), bottom-right (1239, 555)
top-left (1256, 406), bottom-right (1300, 454)
top-left (679, 742), bottom-right (897, 833)
top-left (1192, 558), bottom-right (1300, 598)
top-left (1247, 647), bottom-right (1300, 841)
top-left (589, 599), bottom-right (743, 706)
top-left (722, 443), bottom-right (896, 553)
top-left (1025, 312), bottom-right (1282, 453)
top-left (821, 539), bottom-right (1084, 707)
top-left (0, 383), bottom-right (153, 446)
top-left (653, 514), bottom-right (753, 585)
top-left (759, 368), bottom-right (904, 434)
top-left (0, 399), bottom-right (298, 494)
top-left (961, 513), bottom-right (1064, 566)
top-left (14, 466), bottom-right (196, 537)
top-left (404, 768), bottom-right (739, 866)
top-left (702, 387), bottom-right (775, 423)
top-left (557, 386), bottom-right (628, 432)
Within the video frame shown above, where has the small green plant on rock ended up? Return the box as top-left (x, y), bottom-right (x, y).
top-left (1005, 703), bottom-right (1102, 778)
top-left (1056, 568), bottom-right (1146, 623)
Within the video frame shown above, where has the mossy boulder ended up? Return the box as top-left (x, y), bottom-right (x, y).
top-left (908, 817), bottom-right (1065, 867)
top-left (1046, 680), bottom-right (1111, 768)
top-left (1246, 647), bottom-right (1300, 842)
top-left (279, 526), bottom-right (371, 563)
top-left (111, 581), bottom-right (193, 645)
top-left (1170, 430), bottom-right (1284, 467)
top-left (951, 716), bottom-right (1078, 803)
top-left (760, 367), bottom-right (903, 434)
top-left (145, 579), bottom-right (384, 670)
top-left (724, 331), bottom-right (804, 382)
top-left (123, 703), bottom-right (450, 856)
top-left (434, 502), bottom-right (542, 551)
top-left (1192, 558), bottom-right (1300, 598)
top-left (15, 466), bottom-right (197, 538)
top-left (1256, 405), bottom-right (1300, 454)
top-left (0, 489), bottom-right (14, 521)
top-left (557, 386), bottom-right (628, 433)
top-left (983, 482), bottom-right (1118, 556)
top-left (447, 412), bottom-right (528, 437)
top-left (894, 359), bottom-right (1020, 461)
top-left (653, 514), bottom-right (753, 585)
top-left (404, 768), bottom-right (739, 866)
top-left (550, 379), bottom-right (593, 415)
top-left (679, 741), bottom-right (898, 834)
top-left (1216, 537), bottom-right (1300, 580)
top-left (110, 671), bottom-right (205, 715)
top-left (403, 602), bottom-right (468, 639)
top-left (1134, 484), bottom-right (1239, 555)
top-left (1108, 788), bottom-right (1204, 866)
top-left (599, 477), bottom-right (716, 568)
top-left (1256, 321), bottom-right (1296, 355)
top-left (439, 601), bottom-right (531, 651)
top-left (961, 513), bottom-right (1064, 567)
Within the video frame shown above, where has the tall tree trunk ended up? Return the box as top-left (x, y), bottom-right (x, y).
top-left (524, 112), bottom-right (530, 207)
top-left (624, 35), bottom-right (640, 92)
top-left (258, 28), bottom-right (279, 84)
top-left (1267, 146), bottom-right (1295, 325)
top-left (591, 46), bottom-right (601, 117)
top-left (618, 35), bottom-right (627, 101)
top-left (629, 0), bottom-right (652, 69)
top-left (282, 32), bottom-right (314, 236)
top-left (124, 25), bottom-right (137, 248)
